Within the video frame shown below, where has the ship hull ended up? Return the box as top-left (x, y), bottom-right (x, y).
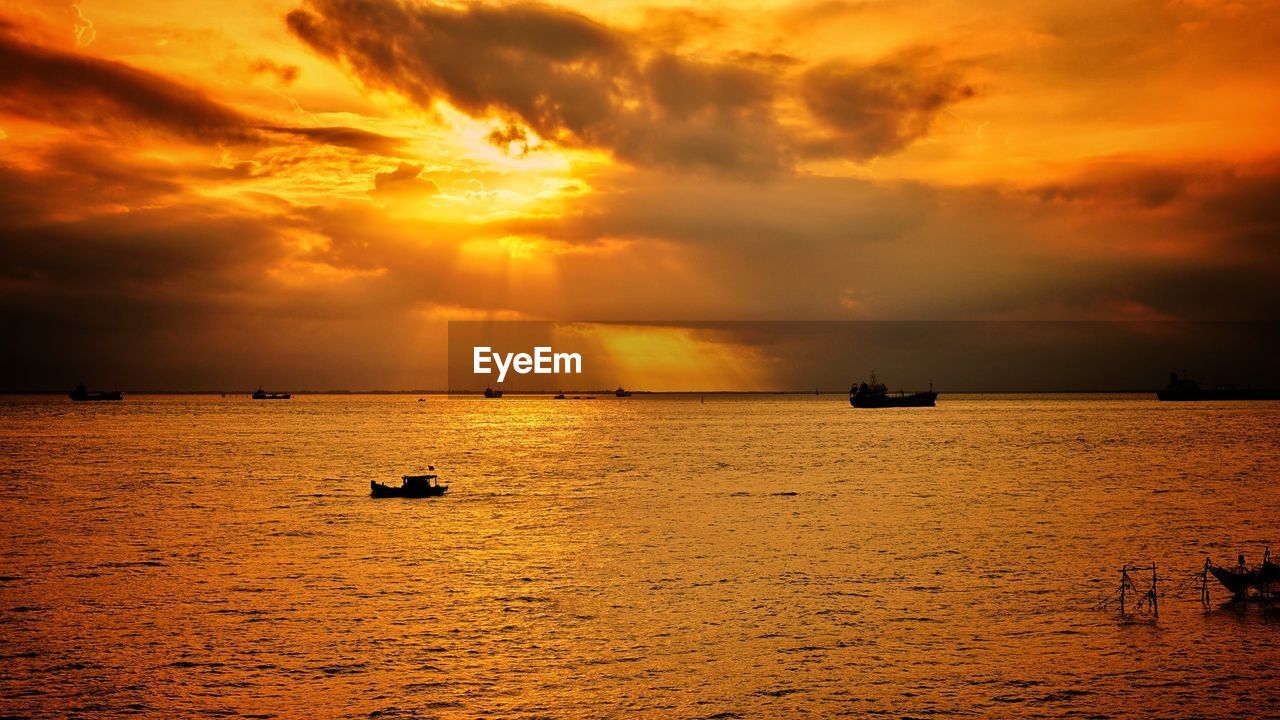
top-left (1157, 389), bottom-right (1280, 401)
top-left (850, 391), bottom-right (938, 408)
top-left (69, 392), bottom-right (124, 401)
top-left (370, 480), bottom-right (447, 498)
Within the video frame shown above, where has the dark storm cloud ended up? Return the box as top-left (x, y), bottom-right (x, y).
top-left (0, 152), bottom-right (289, 294)
top-left (284, 0), bottom-right (972, 173)
top-left (262, 125), bottom-right (407, 155)
top-left (1025, 159), bottom-right (1280, 266)
top-left (1029, 161), bottom-right (1196, 208)
top-left (285, 0), bottom-right (788, 173)
top-left (0, 31), bottom-right (254, 142)
top-left (0, 30), bottom-right (403, 154)
top-left (997, 160), bottom-right (1280, 319)
top-left (285, 0), bottom-right (629, 135)
top-left (490, 160), bottom-right (1280, 321)
top-left (0, 154), bottom-right (461, 390)
top-left (799, 52), bottom-right (975, 159)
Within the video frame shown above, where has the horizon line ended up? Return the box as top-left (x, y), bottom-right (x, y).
top-left (1, 388), bottom-right (1170, 396)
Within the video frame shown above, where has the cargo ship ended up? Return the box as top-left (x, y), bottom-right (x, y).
top-left (1157, 372), bottom-right (1280, 401)
top-left (849, 372), bottom-right (937, 408)
top-left (69, 383), bottom-right (123, 402)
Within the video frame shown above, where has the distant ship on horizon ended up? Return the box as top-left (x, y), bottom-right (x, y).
top-left (252, 387), bottom-right (291, 400)
top-left (849, 372), bottom-right (937, 408)
top-left (69, 382), bottom-right (123, 402)
top-left (1156, 372), bottom-right (1280, 401)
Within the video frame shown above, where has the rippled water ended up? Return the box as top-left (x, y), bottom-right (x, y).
top-left (2, 394), bottom-right (1279, 718)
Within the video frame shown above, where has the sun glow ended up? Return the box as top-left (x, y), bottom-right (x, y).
top-left (557, 324), bottom-right (774, 392)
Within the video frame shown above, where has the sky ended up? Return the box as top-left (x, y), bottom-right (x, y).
top-left (1, 0), bottom-right (1279, 390)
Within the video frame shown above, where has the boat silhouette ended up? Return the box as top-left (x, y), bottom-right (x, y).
top-left (615, 386), bottom-right (632, 397)
top-left (1206, 550), bottom-right (1279, 601)
top-left (483, 386), bottom-right (503, 398)
top-left (849, 372), bottom-right (937, 408)
top-left (1157, 372), bottom-right (1280, 401)
top-left (69, 382), bottom-right (123, 402)
top-left (371, 468), bottom-right (448, 498)
top-left (252, 386), bottom-right (291, 400)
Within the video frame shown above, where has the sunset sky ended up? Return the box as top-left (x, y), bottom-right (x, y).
top-left (2, 0), bottom-right (1279, 389)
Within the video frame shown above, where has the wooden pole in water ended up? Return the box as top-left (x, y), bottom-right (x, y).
top-left (1151, 562), bottom-right (1158, 617)
top-left (1119, 564), bottom-right (1127, 615)
top-left (1201, 558), bottom-right (1211, 605)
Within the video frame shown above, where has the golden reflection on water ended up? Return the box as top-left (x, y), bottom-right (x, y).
top-left (1, 394), bottom-right (1279, 718)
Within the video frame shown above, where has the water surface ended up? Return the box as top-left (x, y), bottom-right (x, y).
top-left (2, 394), bottom-right (1278, 718)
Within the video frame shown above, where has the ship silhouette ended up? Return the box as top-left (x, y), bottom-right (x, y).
top-left (69, 382), bottom-right (123, 402)
top-left (1157, 372), bottom-right (1280, 401)
top-left (849, 372), bottom-right (937, 408)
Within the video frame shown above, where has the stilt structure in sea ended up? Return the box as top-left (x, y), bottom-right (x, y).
top-left (1095, 562), bottom-right (1159, 618)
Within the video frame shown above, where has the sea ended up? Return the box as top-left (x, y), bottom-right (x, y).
top-left (1, 394), bottom-right (1278, 718)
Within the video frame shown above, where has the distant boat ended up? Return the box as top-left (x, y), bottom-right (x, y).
top-left (252, 387), bottom-right (291, 400)
top-left (615, 386), bottom-right (632, 397)
top-left (1206, 550), bottom-right (1278, 600)
top-left (371, 468), bottom-right (448, 498)
top-left (554, 393), bottom-right (567, 399)
top-left (1157, 372), bottom-right (1280, 401)
top-left (483, 386), bottom-right (503, 398)
top-left (69, 383), bottom-right (123, 402)
top-left (849, 372), bottom-right (937, 408)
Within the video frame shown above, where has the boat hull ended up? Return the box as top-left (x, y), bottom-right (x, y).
top-left (370, 480), bottom-right (447, 498)
top-left (850, 391), bottom-right (938, 408)
top-left (1157, 389), bottom-right (1280, 401)
top-left (69, 391), bottom-right (124, 401)
top-left (1209, 565), bottom-right (1260, 599)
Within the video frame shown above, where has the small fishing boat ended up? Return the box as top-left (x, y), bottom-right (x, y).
top-left (554, 393), bottom-right (566, 399)
top-left (252, 387), bottom-right (291, 400)
top-left (615, 386), bottom-right (632, 397)
top-left (371, 468), bottom-right (448, 498)
top-left (483, 386), bottom-right (503, 398)
top-left (69, 383), bottom-right (123, 401)
top-left (1207, 564), bottom-right (1257, 600)
top-left (1206, 550), bottom-right (1277, 600)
